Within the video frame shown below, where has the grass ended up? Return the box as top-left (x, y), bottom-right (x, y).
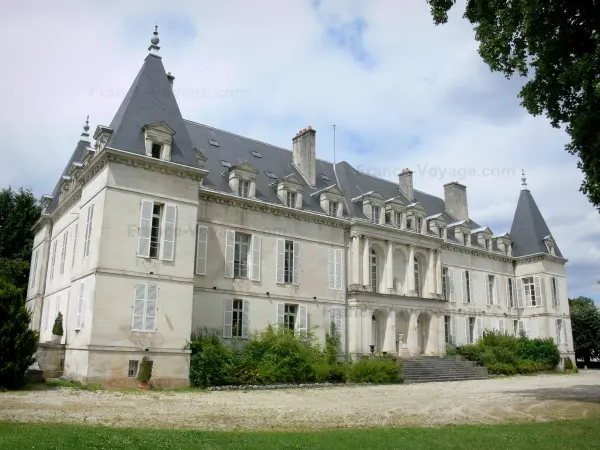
top-left (1, 419), bottom-right (599, 449)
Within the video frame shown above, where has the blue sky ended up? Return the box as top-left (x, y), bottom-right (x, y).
top-left (0, 0), bottom-right (598, 303)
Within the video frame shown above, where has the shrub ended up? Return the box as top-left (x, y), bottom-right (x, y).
top-left (446, 344), bottom-right (458, 356)
top-left (487, 362), bottom-right (517, 376)
top-left (564, 356), bottom-right (574, 370)
top-left (188, 331), bottom-right (236, 388)
top-left (516, 360), bottom-right (544, 374)
top-left (137, 356), bottom-right (153, 384)
top-left (325, 321), bottom-right (341, 365)
top-left (346, 356), bottom-right (402, 384)
top-left (516, 337), bottom-right (560, 368)
top-left (457, 344), bottom-right (482, 364)
top-left (0, 279), bottom-right (38, 390)
top-left (52, 312), bottom-right (64, 336)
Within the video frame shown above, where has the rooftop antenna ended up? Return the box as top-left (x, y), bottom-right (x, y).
top-left (333, 124), bottom-right (336, 165)
top-left (521, 169), bottom-right (528, 190)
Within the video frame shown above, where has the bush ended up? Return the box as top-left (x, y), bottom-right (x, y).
top-left (516, 338), bottom-right (560, 369)
top-left (487, 363), bottom-right (517, 376)
top-left (137, 356), bottom-right (153, 384)
top-left (0, 279), bottom-right (38, 390)
top-left (564, 356), bottom-right (574, 370)
top-left (457, 344), bottom-right (482, 365)
top-left (325, 321), bottom-right (341, 365)
top-left (346, 356), bottom-right (402, 384)
top-left (446, 344), bottom-right (458, 356)
top-left (516, 360), bottom-right (544, 374)
top-left (188, 331), bottom-right (237, 388)
top-left (52, 312), bottom-right (64, 336)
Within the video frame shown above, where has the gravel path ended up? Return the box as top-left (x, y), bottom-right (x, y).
top-left (2, 372), bottom-right (600, 430)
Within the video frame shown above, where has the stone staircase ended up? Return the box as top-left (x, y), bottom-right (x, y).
top-left (401, 356), bottom-right (488, 383)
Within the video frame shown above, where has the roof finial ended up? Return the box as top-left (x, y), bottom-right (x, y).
top-left (83, 115), bottom-right (90, 133)
top-left (148, 23), bottom-right (161, 57)
top-left (521, 169), bottom-right (528, 189)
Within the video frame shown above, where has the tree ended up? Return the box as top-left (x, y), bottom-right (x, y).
top-left (568, 296), bottom-right (600, 365)
top-left (426, 1), bottom-right (600, 210)
top-left (0, 279), bottom-right (38, 389)
top-left (0, 187), bottom-right (41, 290)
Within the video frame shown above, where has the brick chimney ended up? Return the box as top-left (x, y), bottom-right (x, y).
top-left (292, 126), bottom-right (316, 186)
top-left (444, 181), bottom-right (469, 222)
top-left (398, 168), bottom-right (414, 202)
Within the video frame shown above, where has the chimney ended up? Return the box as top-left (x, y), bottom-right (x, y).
top-left (292, 126), bottom-right (316, 186)
top-left (167, 72), bottom-right (175, 90)
top-left (398, 168), bottom-right (414, 202)
top-left (444, 181), bottom-right (469, 222)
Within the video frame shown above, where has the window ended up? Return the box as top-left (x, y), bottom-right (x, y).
top-left (284, 240), bottom-right (294, 283)
top-left (444, 316), bottom-right (451, 344)
top-left (468, 317), bottom-right (476, 344)
top-left (60, 231), bottom-right (68, 275)
top-left (329, 307), bottom-right (345, 351)
top-left (523, 276), bottom-right (537, 306)
top-left (132, 283), bottom-right (158, 332)
top-left (149, 203), bottom-right (163, 258)
top-left (30, 249), bottom-right (39, 289)
top-left (463, 233), bottom-right (469, 245)
top-left (83, 204), bottom-right (94, 258)
top-left (286, 191), bottom-right (297, 208)
top-left (195, 225), bottom-right (208, 276)
top-left (507, 278), bottom-right (514, 307)
top-left (223, 298), bottom-right (249, 338)
top-left (371, 206), bottom-right (380, 224)
top-left (394, 211), bottom-right (402, 228)
top-left (416, 217), bottom-right (423, 233)
top-left (329, 201), bottom-right (338, 216)
top-left (486, 275), bottom-right (495, 305)
top-left (329, 248), bottom-right (343, 290)
top-left (414, 257), bottom-right (420, 297)
top-left (555, 319), bottom-right (563, 344)
top-left (151, 143), bottom-right (162, 159)
top-left (128, 360), bottom-right (139, 377)
top-left (75, 281), bottom-right (85, 330)
top-left (370, 249), bottom-right (378, 292)
top-left (49, 240), bottom-right (58, 281)
top-left (234, 233), bottom-right (250, 278)
top-left (239, 180), bottom-right (250, 198)
top-left (407, 217), bottom-right (413, 229)
top-left (71, 223), bottom-right (78, 269)
top-left (551, 277), bottom-right (559, 307)
top-left (463, 270), bottom-right (472, 304)
top-left (442, 267), bottom-right (448, 299)
top-left (439, 227), bottom-right (445, 239)
top-left (284, 304), bottom-right (297, 330)
top-left (209, 139), bottom-right (220, 147)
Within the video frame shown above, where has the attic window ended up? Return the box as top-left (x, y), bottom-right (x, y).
top-left (208, 139), bottom-right (220, 147)
top-left (320, 174), bottom-right (330, 181)
top-left (265, 171), bottom-right (277, 179)
top-left (221, 160), bottom-right (232, 168)
top-left (250, 150), bottom-right (262, 158)
top-left (151, 143), bottom-right (162, 159)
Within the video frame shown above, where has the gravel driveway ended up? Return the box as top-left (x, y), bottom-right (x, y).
top-left (2, 372), bottom-right (600, 430)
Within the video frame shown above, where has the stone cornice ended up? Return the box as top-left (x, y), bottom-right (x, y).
top-left (441, 242), bottom-right (513, 263)
top-left (198, 188), bottom-right (350, 230)
top-left (515, 253), bottom-right (568, 265)
top-left (349, 221), bottom-right (443, 249)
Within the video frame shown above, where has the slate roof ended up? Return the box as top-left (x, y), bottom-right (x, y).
top-left (510, 188), bottom-right (562, 257)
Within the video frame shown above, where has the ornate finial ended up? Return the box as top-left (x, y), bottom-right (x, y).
top-left (148, 23), bottom-right (161, 56)
top-left (521, 169), bottom-right (527, 189)
top-left (83, 115), bottom-right (90, 133)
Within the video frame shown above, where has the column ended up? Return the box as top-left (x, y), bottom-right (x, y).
top-left (426, 249), bottom-right (435, 298)
top-left (425, 312), bottom-right (438, 355)
top-left (348, 307), bottom-right (363, 355)
top-left (363, 307), bottom-right (374, 353)
top-left (383, 308), bottom-right (397, 354)
top-left (249, 180), bottom-right (256, 198)
top-left (435, 250), bottom-right (443, 295)
top-left (407, 245), bottom-right (415, 293)
top-left (386, 241), bottom-right (394, 293)
top-left (362, 236), bottom-right (371, 289)
top-left (351, 235), bottom-right (361, 286)
top-left (401, 211), bottom-right (408, 230)
top-left (406, 310), bottom-right (420, 356)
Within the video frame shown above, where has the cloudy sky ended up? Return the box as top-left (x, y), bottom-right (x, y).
top-left (1, 0), bottom-right (598, 301)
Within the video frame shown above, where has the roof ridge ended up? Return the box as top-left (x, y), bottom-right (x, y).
top-left (183, 119), bottom-right (339, 166)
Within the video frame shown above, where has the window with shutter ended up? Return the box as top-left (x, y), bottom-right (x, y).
top-left (132, 283), bottom-right (146, 331)
top-left (451, 316), bottom-right (457, 345)
top-left (75, 281), bottom-right (85, 330)
top-left (329, 248), bottom-right (336, 289)
top-left (195, 225), bottom-right (208, 275)
top-left (507, 278), bottom-right (514, 307)
top-left (83, 204), bottom-right (94, 258)
top-left (131, 283), bottom-right (158, 332)
top-left (533, 276), bottom-right (543, 306)
top-left (329, 307), bottom-right (345, 352)
top-left (462, 271), bottom-right (472, 304)
top-left (145, 284), bottom-right (157, 331)
top-left (485, 275), bottom-right (492, 305)
top-left (276, 302), bottom-right (285, 326)
top-left (60, 231), bottom-right (68, 275)
top-left (449, 269), bottom-right (455, 302)
top-left (328, 248), bottom-right (343, 290)
top-left (476, 317), bottom-right (483, 341)
top-left (31, 249), bottom-right (39, 289)
top-left (292, 241), bottom-right (300, 285)
top-left (335, 248), bottom-right (343, 290)
top-left (465, 317), bottom-right (471, 344)
top-left (137, 200), bottom-right (153, 258)
top-left (442, 267), bottom-right (448, 300)
top-left (160, 204), bottom-right (177, 261)
top-left (242, 299), bottom-right (250, 339)
top-left (495, 277), bottom-right (500, 306)
top-left (223, 299), bottom-right (234, 338)
top-left (276, 239), bottom-right (285, 284)
top-left (49, 240), bottom-right (58, 281)
top-left (523, 277), bottom-right (536, 306)
top-left (297, 304), bottom-right (308, 333)
top-left (250, 235), bottom-right (262, 281)
top-left (224, 230), bottom-right (236, 278)
top-left (516, 278), bottom-right (524, 308)
top-left (71, 223), bottom-right (78, 269)
top-left (498, 318), bottom-right (506, 334)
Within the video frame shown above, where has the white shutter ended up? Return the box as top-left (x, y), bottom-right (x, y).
top-left (32, 250), bottom-right (39, 288)
top-left (462, 271), bottom-right (468, 304)
top-left (224, 230), bottom-right (235, 278)
top-left (72, 223), bottom-right (78, 268)
top-left (276, 302), bottom-right (285, 325)
top-left (84, 204), bottom-right (94, 258)
top-left (195, 225), bottom-right (208, 275)
top-left (276, 239), bottom-right (285, 284)
top-left (554, 278), bottom-right (560, 308)
top-left (60, 231), bottom-right (68, 275)
top-left (335, 249), bottom-right (343, 290)
top-left (145, 283), bottom-right (157, 331)
top-left (75, 282), bottom-right (85, 330)
top-left (328, 248), bottom-right (335, 289)
top-left (449, 269), bottom-right (455, 302)
top-left (534, 276), bottom-right (543, 306)
top-left (468, 272), bottom-right (473, 304)
top-left (485, 275), bottom-right (491, 305)
top-left (132, 283), bottom-right (145, 331)
top-left (250, 235), bottom-right (262, 281)
top-left (451, 316), bottom-right (457, 345)
top-left (297, 304), bottom-right (308, 332)
top-left (293, 241), bottom-right (300, 285)
top-left (465, 317), bottom-right (470, 344)
top-left (495, 277), bottom-right (500, 306)
top-left (329, 307), bottom-right (345, 351)
top-left (555, 319), bottom-right (560, 344)
top-left (516, 278), bottom-right (524, 308)
top-left (506, 278), bottom-right (511, 307)
top-left (50, 240), bottom-right (57, 280)
top-left (223, 299), bottom-right (233, 338)
top-left (492, 318), bottom-right (498, 331)
top-left (160, 204), bottom-right (177, 261)
top-left (242, 300), bottom-right (250, 338)
top-left (530, 318), bottom-right (538, 338)
top-left (476, 317), bottom-right (483, 341)
top-left (137, 200), bottom-right (153, 257)
top-left (498, 318), bottom-right (506, 334)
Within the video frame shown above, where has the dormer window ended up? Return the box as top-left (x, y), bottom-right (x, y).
top-left (151, 143), bottom-right (162, 159)
top-left (240, 180), bottom-right (250, 198)
top-left (229, 161), bottom-right (258, 199)
top-left (313, 184), bottom-right (344, 218)
top-left (277, 173), bottom-right (304, 210)
top-left (463, 234), bottom-right (469, 246)
top-left (439, 228), bottom-right (444, 239)
top-left (486, 239), bottom-right (492, 251)
top-left (416, 217), bottom-right (423, 233)
top-left (329, 201), bottom-right (338, 216)
top-left (394, 211), bottom-right (402, 228)
top-left (143, 122), bottom-right (175, 162)
top-left (286, 191), bottom-right (297, 208)
top-left (407, 217), bottom-right (413, 229)
top-left (372, 206), bottom-right (381, 224)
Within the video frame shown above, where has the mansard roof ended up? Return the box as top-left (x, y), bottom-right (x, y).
top-left (510, 187), bottom-right (562, 257)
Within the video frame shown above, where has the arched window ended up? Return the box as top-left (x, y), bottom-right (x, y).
top-left (414, 256), bottom-right (420, 297)
top-left (371, 249), bottom-right (378, 293)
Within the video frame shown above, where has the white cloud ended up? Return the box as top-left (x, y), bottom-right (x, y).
top-left (0, 0), bottom-right (598, 298)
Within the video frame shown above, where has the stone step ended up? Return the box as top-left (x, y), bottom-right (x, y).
top-left (397, 355), bottom-right (487, 384)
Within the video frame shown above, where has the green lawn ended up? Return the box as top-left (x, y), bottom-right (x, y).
top-left (1, 419), bottom-right (599, 449)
